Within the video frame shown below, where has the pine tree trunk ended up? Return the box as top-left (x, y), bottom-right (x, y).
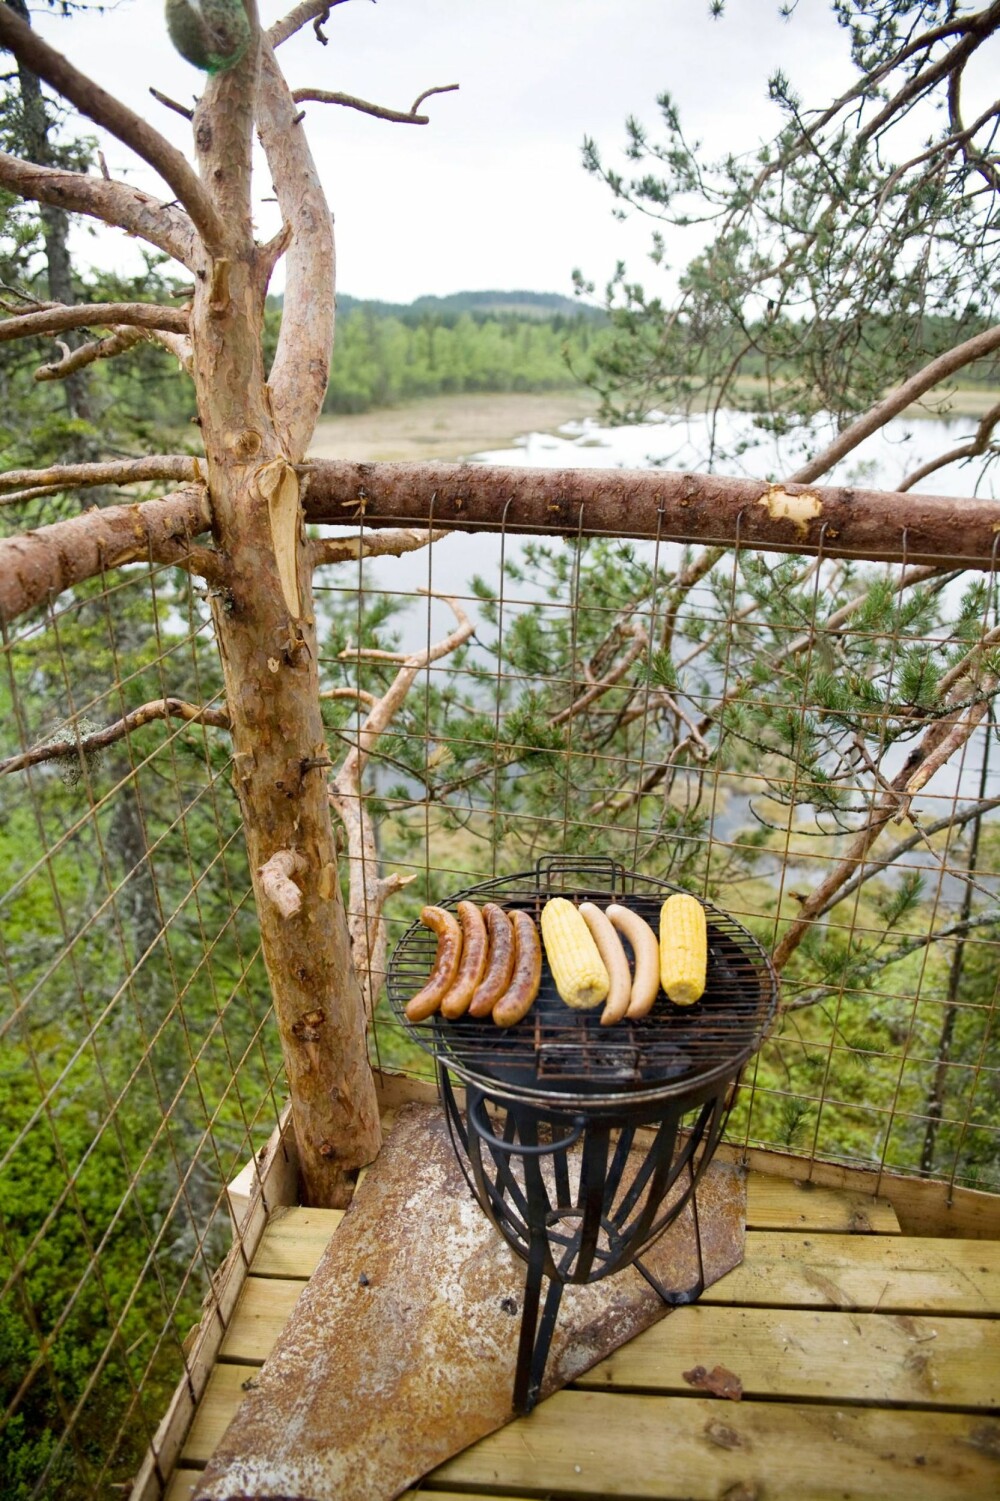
top-left (186, 49), bottom-right (381, 1208)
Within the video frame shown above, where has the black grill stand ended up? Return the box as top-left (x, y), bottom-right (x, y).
top-left (439, 1065), bottom-right (734, 1415)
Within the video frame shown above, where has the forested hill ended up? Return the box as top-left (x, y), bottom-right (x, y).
top-left (337, 289), bottom-right (603, 322)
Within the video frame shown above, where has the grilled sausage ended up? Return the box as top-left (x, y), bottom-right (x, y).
top-left (440, 901), bottom-right (490, 1019)
top-left (468, 903), bottom-right (516, 1017)
top-left (579, 901), bottom-right (632, 1026)
top-left (606, 903), bottom-right (660, 1019)
top-left (404, 906), bottom-right (463, 1021)
top-left (493, 909), bottom-right (542, 1027)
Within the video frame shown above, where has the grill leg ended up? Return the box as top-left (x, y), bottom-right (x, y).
top-left (634, 1168), bottom-right (707, 1306)
top-left (512, 1240), bottom-right (564, 1417)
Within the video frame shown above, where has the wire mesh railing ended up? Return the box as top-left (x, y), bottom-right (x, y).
top-left (319, 521), bottom-right (1000, 1203)
top-left (2, 506), bottom-right (999, 1498)
top-left (0, 559), bottom-right (284, 1499)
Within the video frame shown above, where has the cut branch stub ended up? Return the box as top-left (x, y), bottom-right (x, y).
top-left (259, 849), bottom-right (309, 919)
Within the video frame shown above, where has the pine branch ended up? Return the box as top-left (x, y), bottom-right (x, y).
top-left (899, 399), bottom-right (1000, 492)
top-left (268, 0), bottom-right (349, 49)
top-left (34, 326), bottom-right (145, 382)
top-left (255, 35), bottom-right (334, 460)
top-left (791, 325), bottom-right (1000, 485)
top-left (0, 698), bottom-right (231, 777)
top-left (0, 485), bottom-right (215, 624)
top-left (0, 455), bottom-right (199, 503)
top-left (0, 301), bottom-right (188, 344)
top-left (0, 151), bottom-right (196, 264)
top-left (310, 526), bottom-right (446, 567)
top-left (291, 83), bottom-right (458, 125)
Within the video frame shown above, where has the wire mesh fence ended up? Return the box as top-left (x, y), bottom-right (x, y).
top-left (1, 507), bottom-right (999, 1497)
top-left (319, 520), bottom-right (1000, 1201)
top-left (0, 558), bottom-right (284, 1498)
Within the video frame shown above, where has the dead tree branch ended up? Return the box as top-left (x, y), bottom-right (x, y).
top-left (0, 301), bottom-right (188, 344)
top-left (329, 590), bottom-right (474, 1019)
top-left (34, 325), bottom-right (145, 382)
top-left (0, 698), bottom-right (231, 777)
top-left (291, 83), bottom-right (458, 125)
top-left (0, 485), bottom-right (214, 625)
top-left (148, 86), bottom-right (194, 122)
top-left (0, 152), bottom-right (196, 264)
top-left (0, 4), bottom-right (226, 252)
top-left (0, 455), bottom-right (199, 502)
top-left (310, 526), bottom-right (446, 568)
top-left (269, 0), bottom-right (349, 48)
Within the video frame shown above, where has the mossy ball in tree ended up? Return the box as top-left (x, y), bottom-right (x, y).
top-left (165, 0), bottom-right (251, 75)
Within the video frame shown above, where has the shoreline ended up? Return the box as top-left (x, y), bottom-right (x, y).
top-left (309, 389), bottom-right (602, 464)
top-left (307, 382), bottom-right (999, 467)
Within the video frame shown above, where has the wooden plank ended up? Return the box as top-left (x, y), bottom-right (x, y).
top-left (249, 1205), bottom-right (343, 1279)
top-left (129, 1111), bottom-right (299, 1501)
top-left (218, 1276), bottom-right (304, 1364)
top-left (430, 1390), bottom-right (1000, 1499)
top-left (704, 1232), bottom-right (1000, 1314)
top-left (164, 1468), bottom-right (204, 1501)
top-left (249, 1176), bottom-right (900, 1287)
top-left (715, 1140), bottom-right (1000, 1242)
top-left (182, 1364), bottom-right (258, 1465)
top-left (225, 1103), bottom-right (299, 1235)
top-left (745, 1174), bottom-right (899, 1234)
top-left (576, 1304), bottom-right (1000, 1407)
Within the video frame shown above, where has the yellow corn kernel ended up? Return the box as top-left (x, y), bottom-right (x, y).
top-left (659, 893), bottom-right (707, 1006)
top-left (540, 897), bottom-right (609, 1010)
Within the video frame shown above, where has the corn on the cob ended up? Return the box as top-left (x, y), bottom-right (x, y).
top-left (659, 893), bottom-right (707, 1006)
top-left (540, 897), bottom-right (609, 1010)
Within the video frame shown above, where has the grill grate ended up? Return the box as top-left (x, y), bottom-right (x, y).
top-left (386, 859), bottom-right (778, 1109)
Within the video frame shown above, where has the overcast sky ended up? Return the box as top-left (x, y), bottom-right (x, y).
top-left (26, 1), bottom-right (937, 304)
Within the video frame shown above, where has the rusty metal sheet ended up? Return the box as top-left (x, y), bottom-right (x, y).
top-left (195, 1101), bottom-right (746, 1501)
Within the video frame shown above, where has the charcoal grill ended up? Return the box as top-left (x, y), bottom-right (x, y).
top-left (386, 857), bottom-right (778, 1413)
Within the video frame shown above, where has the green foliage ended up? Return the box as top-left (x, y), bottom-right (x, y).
top-left (322, 307), bottom-right (600, 414)
top-left (575, 3), bottom-right (1000, 476)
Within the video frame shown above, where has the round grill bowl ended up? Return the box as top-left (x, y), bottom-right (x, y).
top-left (386, 857), bottom-right (779, 1112)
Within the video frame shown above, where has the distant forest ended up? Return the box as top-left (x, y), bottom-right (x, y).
top-left (262, 290), bottom-right (603, 416)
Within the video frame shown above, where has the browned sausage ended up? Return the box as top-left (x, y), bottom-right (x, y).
top-left (405, 906), bottom-right (463, 1021)
top-left (440, 901), bottom-right (489, 1019)
top-left (493, 909), bottom-right (542, 1028)
top-left (468, 903), bottom-right (516, 1018)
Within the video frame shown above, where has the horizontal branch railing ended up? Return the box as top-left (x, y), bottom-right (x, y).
top-left (302, 459), bottom-right (1000, 569)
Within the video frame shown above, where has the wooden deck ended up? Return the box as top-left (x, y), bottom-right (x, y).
top-left (163, 1157), bottom-right (1000, 1501)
